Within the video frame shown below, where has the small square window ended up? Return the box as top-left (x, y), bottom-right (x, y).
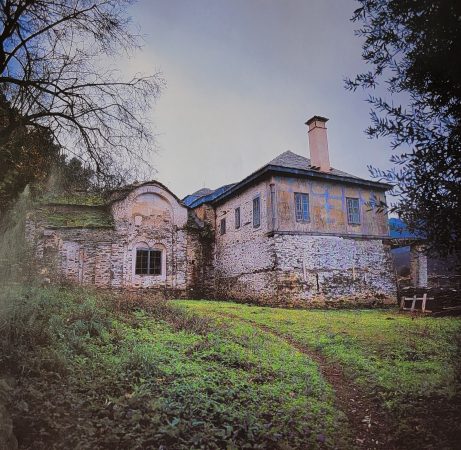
top-left (220, 218), bottom-right (226, 235)
top-left (253, 197), bottom-right (260, 228)
top-left (346, 197), bottom-right (361, 224)
top-left (294, 193), bottom-right (310, 222)
top-left (235, 207), bottom-right (241, 229)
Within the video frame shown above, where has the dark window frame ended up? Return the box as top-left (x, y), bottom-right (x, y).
top-left (235, 207), bottom-right (241, 229)
top-left (346, 197), bottom-right (361, 225)
top-left (253, 196), bottom-right (261, 228)
top-left (220, 217), bottom-right (226, 235)
top-left (294, 192), bottom-right (310, 222)
top-left (135, 248), bottom-right (163, 275)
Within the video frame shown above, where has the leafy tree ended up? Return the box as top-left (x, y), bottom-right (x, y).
top-left (54, 156), bottom-right (95, 193)
top-left (0, 0), bottom-right (162, 186)
top-left (346, 0), bottom-right (461, 263)
top-left (0, 95), bottom-right (97, 211)
top-left (0, 95), bottom-right (61, 210)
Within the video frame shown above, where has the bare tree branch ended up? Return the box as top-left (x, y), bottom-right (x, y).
top-left (0, 0), bottom-right (164, 185)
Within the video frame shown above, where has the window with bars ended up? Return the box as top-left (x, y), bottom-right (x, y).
top-left (294, 193), bottom-right (310, 222)
top-left (135, 249), bottom-right (162, 275)
top-left (253, 196), bottom-right (260, 228)
top-left (220, 218), bottom-right (226, 235)
top-left (235, 207), bottom-right (240, 229)
top-left (346, 197), bottom-right (361, 224)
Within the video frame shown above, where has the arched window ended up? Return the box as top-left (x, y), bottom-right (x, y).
top-left (135, 247), bottom-right (163, 275)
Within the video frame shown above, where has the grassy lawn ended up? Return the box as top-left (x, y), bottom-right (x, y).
top-left (1, 288), bottom-right (460, 449)
top-left (176, 300), bottom-right (461, 448)
top-left (1, 287), bottom-right (348, 449)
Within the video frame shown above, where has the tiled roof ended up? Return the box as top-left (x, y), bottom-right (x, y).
top-left (183, 183), bottom-right (236, 208)
top-left (268, 151), bottom-right (363, 180)
top-left (185, 150), bottom-right (391, 208)
top-left (190, 188), bottom-right (214, 197)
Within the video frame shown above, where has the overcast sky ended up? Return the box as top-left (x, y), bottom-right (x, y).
top-left (123, 0), bottom-right (393, 198)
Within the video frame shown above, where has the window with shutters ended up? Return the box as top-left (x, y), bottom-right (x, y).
top-left (294, 193), bottom-right (310, 222)
top-left (346, 197), bottom-right (361, 224)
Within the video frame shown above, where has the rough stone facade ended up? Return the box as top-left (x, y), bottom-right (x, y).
top-left (210, 175), bottom-right (396, 306)
top-left (28, 162), bottom-right (398, 306)
top-left (273, 234), bottom-right (395, 306)
top-left (214, 180), bottom-right (276, 302)
top-left (28, 182), bottom-right (203, 299)
top-left (26, 114), bottom-right (401, 305)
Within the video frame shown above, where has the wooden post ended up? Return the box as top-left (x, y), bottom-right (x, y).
top-left (411, 295), bottom-right (417, 311)
top-left (421, 293), bottom-right (427, 313)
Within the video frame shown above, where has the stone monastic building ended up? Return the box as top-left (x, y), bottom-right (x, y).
top-left (28, 116), bottom-right (400, 306)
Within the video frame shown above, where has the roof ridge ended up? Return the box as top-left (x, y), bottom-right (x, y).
top-left (269, 150), bottom-right (364, 179)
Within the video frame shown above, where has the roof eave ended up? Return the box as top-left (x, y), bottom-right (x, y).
top-left (268, 165), bottom-right (393, 190)
top-left (211, 165), bottom-right (392, 206)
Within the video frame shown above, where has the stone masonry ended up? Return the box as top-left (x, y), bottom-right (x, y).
top-left (210, 174), bottom-right (397, 306)
top-left (28, 115), bottom-right (400, 306)
top-left (29, 174), bottom-right (397, 306)
top-left (273, 234), bottom-right (396, 306)
top-left (28, 182), bottom-right (204, 299)
top-left (214, 180), bottom-right (277, 302)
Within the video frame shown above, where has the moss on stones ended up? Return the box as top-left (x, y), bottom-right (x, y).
top-left (39, 206), bottom-right (113, 228)
top-left (37, 192), bottom-right (107, 207)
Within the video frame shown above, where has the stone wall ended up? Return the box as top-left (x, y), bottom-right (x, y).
top-left (185, 204), bottom-right (216, 298)
top-left (273, 233), bottom-right (397, 306)
top-left (28, 183), bottom-right (205, 299)
top-left (211, 229), bottom-right (396, 306)
top-left (27, 178), bottom-right (397, 307)
top-left (210, 176), bottom-right (396, 306)
top-left (31, 224), bottom-right (200, 298)
top-left (111, 183), bottom-right (189, 290)
top-left (213, 179), bottom-right (277, 302)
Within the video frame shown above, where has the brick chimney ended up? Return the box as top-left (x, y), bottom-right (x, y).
top-left (305, 115), bottom-right (331, 172)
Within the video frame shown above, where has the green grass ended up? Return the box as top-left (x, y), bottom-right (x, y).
top-left (1, 287), bottom-right (348, 449)
top-left (37, 192), bottom-right (106, 206)
top-left (176, 300), bottom-right (461, 448)
top-left (2, 288), bottom-right (460, 449)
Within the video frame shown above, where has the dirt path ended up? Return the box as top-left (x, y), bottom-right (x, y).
top-left (220, 312), bottom-right (395, 450)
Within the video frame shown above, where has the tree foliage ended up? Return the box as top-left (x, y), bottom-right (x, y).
top-left (346, 0), bottom-right (461, 261)
top-left (0, 95), bottom-right (60, 210)
top-left (0, 95), bottom-right (95, 211)
top-left (0, 0), bottom-right (163, 187)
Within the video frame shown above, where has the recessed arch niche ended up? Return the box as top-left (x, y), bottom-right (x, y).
top-left (131, 192), bottom-right (173, 220)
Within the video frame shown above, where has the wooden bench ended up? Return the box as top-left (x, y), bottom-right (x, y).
top-left (400, 294), bottom-right (434, 313)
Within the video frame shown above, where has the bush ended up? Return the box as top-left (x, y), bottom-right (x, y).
top-left (0, 285), bottom-right (112, 374)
